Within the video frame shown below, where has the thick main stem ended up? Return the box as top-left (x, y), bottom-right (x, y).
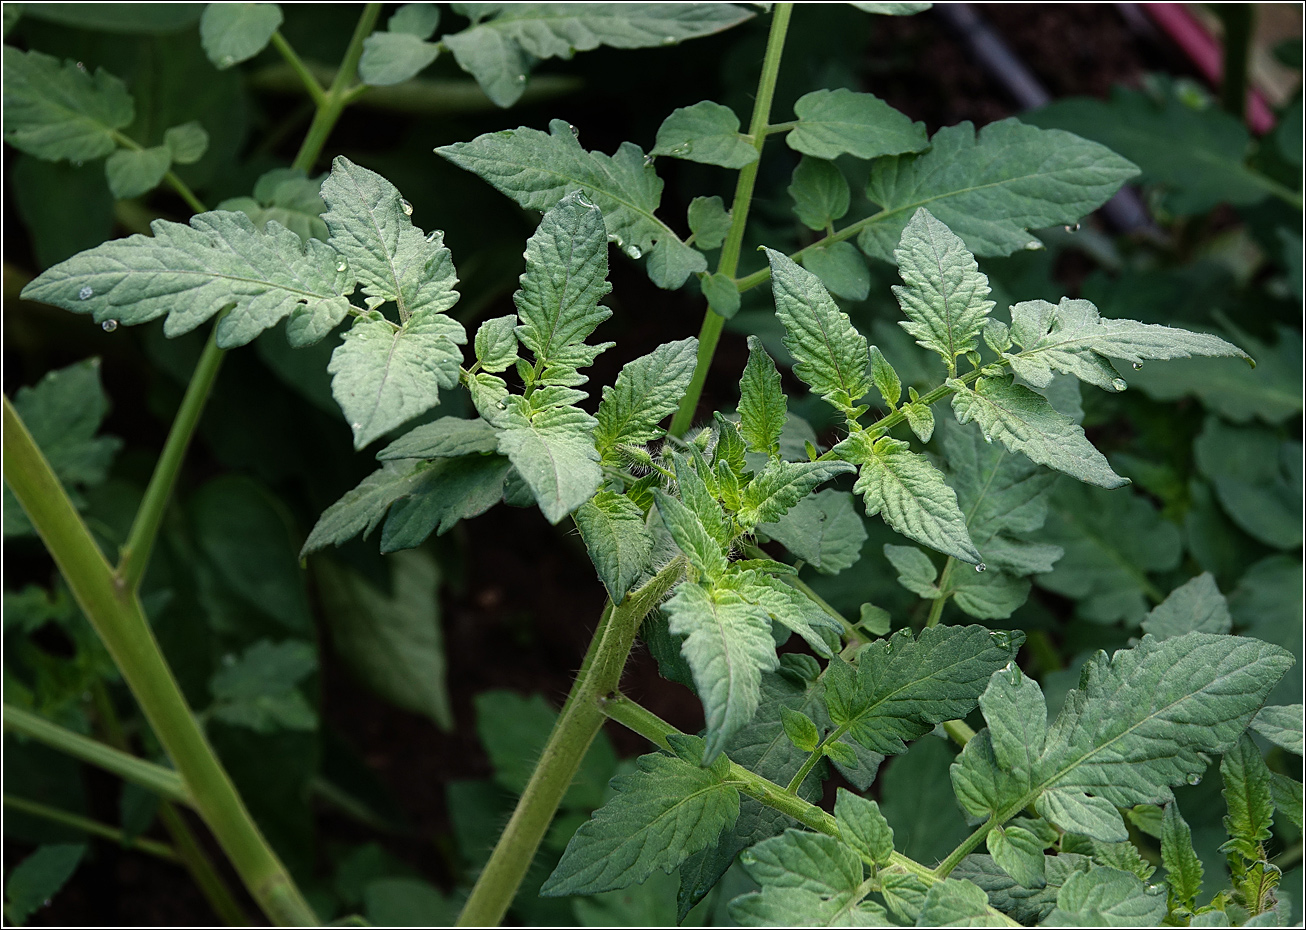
top-left (3, 399), bottom-right (318, 926)
top-left (455, 558), bottom-right (687, 927)
top-left (669, 3), bottom-right (793, 436)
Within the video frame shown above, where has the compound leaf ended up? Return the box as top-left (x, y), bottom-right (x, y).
top-left (731, 570), bottom-right (841, 657)
top-left (2, 47), bottom-right (134, 163)
top-left (1160, 802), bottom-right (1203, 908)
top-left (918, 878), bottom-right (1008, 927)
top-left (378, 454), bottom-right (510, 551)
top-left (739, 335), bottom-right (786, 459)
top-left (654, 489), bottom-right (727, 582)
top-left (1221, 733), bottom-right (1274, 859)
top-left (738, 459), bottom-right (856, 528)
top-left (858, 118), bottom-right (1139, 261)
top-left (653, 100), bottom-right (757, 168)
top-left (209, 639), bottom-right (317, 733)
top-left (541, 746), bottom-right (740, 896)
top-left (594, 338), bottom-right (698, 460)
top-left (575, 490), bottom-right (654, 603)
top-left (301, 460), bottom-right (424, 556)
top-left (1046, 867), bottom-right (1166, 927)
top-left (786, 88), bottom-right (927, 161)
top-left (740, 829), bottom-right (863, 897)
top-left (834, 789), bottom-right (894, 866)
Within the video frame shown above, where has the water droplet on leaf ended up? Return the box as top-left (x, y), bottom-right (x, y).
top-left (1146, 884), bottom-right (1165, 896)
top-left (662, 35), bottom-right (677, 45)
top-left (425, 230), bottom-right (440, 243)
top-left (1024, 240), bottom-right (1044, 250)
top-left (101, 319), bottom-right (118, 332)
top-left (336, 261), bottom-right (347, 272)
top-left (1132, 361), bottom-right (1143, 370)
top-left (1064, 223), bottom-right (1081, 233)
top-left (399, 198), bottom-right (413, 216)
top-left (671, 143), bottom-right (693, 156)
top-left (643, 154), bottom-right (655, 167)
top-left (515, 73), bottom-right (526, 83)
top-left (351, 422), bottom-right (361, 430)
top-left (625, 245), bottom-right (642, 260)
top-left (1111, 378), bottom-right (1128, 392)
top-left (569, 124), bottom-right (580, 138)
top-left (1186, 773), bottom-right (1202, 786)
top-left (78, 286), bottom-right (93, 300)
top-left (975, 562), bottom-right (987, 573)
top-left (76, 61), bottom-right (87, 72)
top-left (496, 401), bottom-right (506, 410)
top-left (220, 55), bottom-right (235, 68)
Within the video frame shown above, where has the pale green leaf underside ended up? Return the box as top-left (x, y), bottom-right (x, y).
top-left (575, 491), bottom-right (654, 603)
top-left (739, 335), bottom-right (787, 459)
top-left (377, 417), bottom-right (500, 461)
top-left (2, 47), bottom-right (134, 162)
top-left (653, 100), bottom-right (757, 169)
top-left (301, 461), bottom-right (425, 557)
top-left (200, 3), bottom-right (282, 69)
top-left (740, 460), bottom-right (856, 529)
top-left (358, 32), bottom-right (440, 86)
top-left (1045, 867), bottom-right (1166, 927)
top-left (378, 454), bottom-right (510, 552)
top-left (740, 829), bottom-right (863, 897)
top-left (1251, 705), bottom-right (1304, 756)
top-left (594, 338), bottom-right (698, 458)
top-left (789, 156), bottom-right (850, 231)
top-left (105, 145), bottom-right (171, 199)
top-left (787, 87), bottom-right (928, 161)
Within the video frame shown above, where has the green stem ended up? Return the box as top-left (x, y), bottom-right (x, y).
top-left (3, 794), bottom-right (180, 862)
top-left (785, 722), bottom-right (849, 794)
top-left (292, 4), bottom-right (381, 174)
top-left (270, 31), bottom-right (326, 106)
top-left (925, 559), bottom-right (955, 628)
top-left (669, 3), bottom-right (793, 436)
top-left (107, 131), bottom-right (206, 214)
top-left (455, 558), bottom-right (688, 927)
top-left (935, 817), bottom-right (995, 879)
top-left (117, 325), bottom-right (224, 590)
top-left (3, 400), bottom-right (318, 926)
top-left (3, 703), bottom-right (189, 805)
top-left (942, 719), bottom-right (976, 747)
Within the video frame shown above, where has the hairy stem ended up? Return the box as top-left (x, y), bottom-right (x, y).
top-left (3, 795), bottom-right (180, 862)
top-left (270, 31), bottom-right (326, 106)
top-left (3, 400), bottom-right (318, 926)
top-left (456, 558), bottom-right (688, 927)
top-left (935, 817), bottom-right (996, 878)
top-left (292, 4), bottom-right (381, 173)
top-left (669, 2), bottom-right (793, 436)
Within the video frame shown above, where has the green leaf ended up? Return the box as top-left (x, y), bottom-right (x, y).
top-left (495, 398), bottom-right (601, 524)
top-left (858, 118), bottom-right (1139, 261)
top-left (322, 156), bottom-right (460, 322)
top-left (19, 4), bottom-right (204, 32)
top-left (738, 459), bottom-right (856, 528)
top-left (1141, 573), bottom-right (1232, 640)
top-left (654, 489), bottom-right (726, 582)
top-left (209, 639), bottom-right (317, 733)
top-left (437, 119), bottom-right (705, 288)
top-left (163, 121), bottom-right (209, 164)
top-left (892, 208), bottom-right (994, 369)
top-left (1035, 481), bottom-right (1182, 626)
top-left (850, 3), bottom-right (933, 13)
top-left (758, 489), bottom-right (867, 575)
top-left (740, 829), bottom-right (863, 897)
top-left (1251, 705), bottom-right (1303, 756)
top-left (950, 375), bottom-right (1128, 489)
top-left (1035, 789), bottom-right (1128, 843)
top-left (200, 3), bottom-right (282, 69)
top-left (988, 825), bottom-right (1046, 889)
top-left (379, 454), bottom-right (511, 551)
top-left (1269, 773), bottom-right (1303, 831)
top-left (1221, 733), bottom-right (1274, 859)
top-left (739, 335), bottom-right (787, 459)
top-left (301, 461), bottom-right (424, 556)
top-left (575, 491), bottom-right (655, 603)
top-left (2, 47), bottom-right (134, 162)
top-left (951, 854), bottom-right (1092, 925)
top-left (217, 168), bottom-right (328, 246)
top-left (104, 145), bottom-right (171, 199)
top-left (842, 433), bottom-right (980, 563)
top-left (883, 543), bottom-right (940, 598)
top-left (688, 195), bottom-right (731, 249)
top-left (1194, 418), bottom-right (1302, 550)
top-left (869, 345), bottom-right (901, 409)
top-left (801, 241), bottom-right (869, 302)
top-left (786, 88), bottom-right (927, 161)
top-left (652, 100), bottom-right (757, 168)
top-left (858, 603), bottom-right (890, 636)
top-left (1025, 82), bottom-right (1269, 215)
top-left (377, 417), bottom-right (500, 460)
top-left (359, 6), bottom-right (441, 86)
top-left (663, 582), bottom-right (778, 761)
top-left (701, 271), bottom-right (741, 319)
top-left (730, 570), bottom-right (841, 657)
top-left (315, 550), bottom-right (453, 730)
top-left (780, 706), bottom-right (820, 752)
top-left (1046, 867), bottom-right (1167, 926)
top-left (825, 625), bottom-right (1021, 755)
top-left (1161, 802), bottom-right (1203, 908)
top-left (329, 309), bottom-right (465, 449)
top-left (20, 211), bottom-right (353, 348)
top-left (765, 248), bottom-right (872, 415)
top-left (593, 338), bottom-right (698, 460)
top-left (1005, 297), bottom-right (1250, 395)
top-left (918, 877), bottom-right (1009, 927)
top-left (789, 156), bottom-right (850, 231)
top-left (3, 844), bottom-right (86, 926)
top-left (834, 788), bottom-right (894, 866)
top-left (443, 3), bottom-right (752, 107)
top-left (729, 886), bottom-right (886, 926)
top-left (513, 190), bottom-right (614, 386)
top-left (363, 877), bottom-right (456, 927)
top-left (541, 748), bottom-right (740, 896)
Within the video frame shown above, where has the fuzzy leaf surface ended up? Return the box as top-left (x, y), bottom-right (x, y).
top-left (1045, 868), bottom-right (1166, 927)
top-left (1141, 573), bottom-right (1231, 639)
top-left (834, 789), bottom-right (894, 865)
top-left (739, 460), bottom-right (856, 528)
top-left (654, 489), bottom-right (727, 582)
top-left (950, 375), bottom-right (1127, 489)
top-left (1251, 705), bottom-right (1303, 756)
top-left (729, 888), bottom-right (886, 927)
top-left (1221, 732), bottom-right (1275, 858)
top-left (740, 829), bottom-right (864, 898)
top-left (575, 491), bottom-right (654, 603)
top-left (653, 100), bottom-right (757, 168)
top-left (786, 88), bottom-right (928, 161)
top-left (541, 746), bottom-right (740, 896)
top-left (739, 335), bottom-right (787, 459)
top-left (594, 338), bottom-right (697, 459)
top-left (377, 417), bottom-right (500, 460)
top-left (200, 3), bottom-right (282, 69)
top-left (2, 47), bottom-right (133, 162)
top-left (918, 878), bottom-right (1009, 927)
top-left (858, 119), bottom-right (1139, 261)
top-left (758, 489), bottom-right (867, 575)
top-left (949, 854), bottom-right (1090, 925)
top-left (21, 211), bottom-right (353, 348)
top-left (1160, 802), bottom-right (1203, 908)
top-left (731, 570), bottom-right (841, 657)
top-left (495, 398), bottom-right (601, 524)
top-left (378, 454), bottom-right (510, 551)
top-left (301, 461), bottom-right (423, 556)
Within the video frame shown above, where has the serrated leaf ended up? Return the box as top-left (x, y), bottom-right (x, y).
top-left (950, 854), bottom-right (1091, 925)
top-left (1045, 867), bottom-right (1166, 927)
top-left (858, 119), bottom-right (1139, 261)
top-left (801, 240), bottom-right (870, 302)
top-left (688, 195), bottom-right (731, 249)
top-left (1036, 481), bottom-right (1182, 626)
top-left (1269, 773), bottom-right (1303, 830)
top-left (376, 417), bottom-right (498, 460)
top-left (541, 748), bottom-right (740, 896)
top-left (739, 459), bottom-right (856, 528)
top-left (438, 120), bottom-right (705, 288)
top-left (988, 825), bottom-right (1046, 889)
top-left (758, 489), bottom-right (867, 575)
top-left (883, 543), bottom-right (940, 597)
top-left (301, 461), bottom-right (423, 556)
top-left (322, 156), bottom-right (461, 322)
top-left (850, 3), bottom-right (933, 13)
top-left (789, 156), bottom-right (850, 231)
top-left (950, 569), bottom-right (1031, 621)
top-left (593, 338), bottom-right (697, 460)
top-left (731, 570), bottom-right (841, 657)
top-left (654, 489), bottom-right (726, 581)
top-left (329, 309), bottom-right (465, 449)
top-left (892, 208), bottom-right (994, 369)
top-left (3, 844), bottom-right (86, 927)
top-left (1221, 733), bottom-right (1274, 859)
top-left (2, 47), bottom-right (134, 162)
top-left (952, 728), bottom-right (1027, 820)
top-left (918, 877), bottom-right (1009, 927)
top-left (739, 335), bottom-right (786, 458)
top-left (1251, 705), bottom-right (1303, 756)
top-left (209, 639), bottom-right (317, 733)
top-left (20, 210), bottom-right (353, 347)
top-left (217, 167), bottom-right (328, 245)
top-left (741, 829), bottom-right (864, 897)
top-left (495, 398), bottom-right (601, 524)
top-left (950, 375), bottom-right (1127, 489)
top-left (1034, 789), bottom-right (1128, 843)
top-left (765, 248), bottom-right (872, 415)
top-left (780, 706), bottom-right (819, 752)
top-left (200, 3), bottom-right (283, 69)
top-left (379, 454), bottom-right (510, 551)
top-left (834, 789), bottom-right (894, 865)
top-left (575, 491), bottom-right (654, 603)
top-left (443, 3), bottom-right (752, 107)
top-left (1141, 573), bottom-right (1232, 639)
top-left (729, 886), bottom-right (886, 926)
top-left (316, 549), bottom-right (453, 730)
top-left (104, 145), bottom-right (171, 199)
top-left (825, 625), bottom-right (1020, 755)
top-left (653, 100), bottom-right (757, 168)
top-left (786, 88), bottom-right (928, 161)
top-left (869, 345), bottom-right (901, 409)
top-left (1161, 802), bottom-right (1203, 908)
top-left (843, 433), bottom-right (980, 563)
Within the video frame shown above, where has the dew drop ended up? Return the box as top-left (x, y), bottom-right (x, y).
top-left (78, 286), bottom-right (94, 300)
top-left (399, 198), bottom-right (413, 216)
top-left (1132, 361), bottom-right (1143, 370)
top-left (982, 433), bottom-right (993, 444)
top-left (1111, 378), bottom-right (1128, 392)
top-left (1024, 240), bottom-right (1044, 251)
top-left (643, 154), bottom-right (656, 167)
top-left (101, 319), bottom-right (118, 332)
top-left (75, 61), bottom-right (87, 72)
top-left (74, 160), bottom-right (84, 167)
top-left (1186, 773), bottom-right (1202, 786)
top-left (515, 73), bottom-right (526, 83)
top-left (1063, 223), bottom-right (1081, 233)
top-left (671, 143), bottom-right (693, 156)
top-left (975, 562), bottom-right (987, 573)
top-left (625, 245), bottom-right (642, 260)
top-left (662, 35), bottom-right (677, 45)
top-left (496, 401), bottom-right (506, 410)
top-left (220, 55), bottom-right (235, 68)
top-left (1146, 884), bottom-right (1165, 896)
top-left (989, 631), bottom-right (1010, 648)
top-left (425, 230), bottom-right (440, 243)
top-left (336, 261), bottom-right (347, 272)
top-left (569, 123), bottom-right (580, 138)
top-left (351, 422), bottom-right (361, 430)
